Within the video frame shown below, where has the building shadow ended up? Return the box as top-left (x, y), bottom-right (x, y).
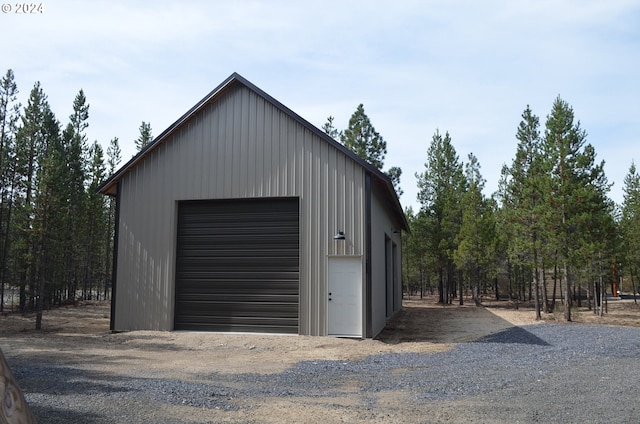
top-left (477, 326), bottom-right (550, 346)
top-left (376, 300), bottom-right (549, 346)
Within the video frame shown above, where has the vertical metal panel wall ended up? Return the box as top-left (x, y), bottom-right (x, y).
top-left (114, 84), bottom-right (365, 334)
top-left (369, 181), bottom-right (403, 337)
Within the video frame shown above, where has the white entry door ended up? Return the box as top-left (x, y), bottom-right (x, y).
top-left (328, 257), bottom-right (362, 337)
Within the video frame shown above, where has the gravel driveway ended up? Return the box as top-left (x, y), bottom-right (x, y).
top-left (6, 322), bottom-right (640, 423)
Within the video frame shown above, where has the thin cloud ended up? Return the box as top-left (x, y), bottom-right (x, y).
top-left (2, 0), bottom-right (638, 209)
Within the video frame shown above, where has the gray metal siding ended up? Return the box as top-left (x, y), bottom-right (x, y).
top-left (370, 180), bottom-right (403, 337)
top-left (113, 85), bottom-right (366, 334)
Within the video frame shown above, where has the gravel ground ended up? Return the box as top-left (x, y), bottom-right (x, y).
top-left (8, 322), bottom-right (640, 423)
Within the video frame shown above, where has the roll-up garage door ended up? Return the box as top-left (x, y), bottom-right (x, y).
top-left (174, 198), bottom-right (299, 333)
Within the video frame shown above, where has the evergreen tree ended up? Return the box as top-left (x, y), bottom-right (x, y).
top-left (403, 207), bottom-right (436, 298)
top-left (621, 162), bottom-right (640, 300)
top-left (581, 176), bottom-right (616, 314)
top-left (326, 107), bottom-right (403, 197)
top-left (341, 104), bottom-right (387, 169)
top-left (0, 72), bottom-right (123, 323)
top-left (322, 116), bottom-right (341, 140)
top-left (386, 166), bottom-right (403, 197)
top-left (0, 69), bottom-right (20, 311)
top-left (85, 141), bottom-right (107, 299)
top-left (135, 121), bottom-right (153, 151)
top-left (454, 153), bottom-right (495, 306)
top-left (14, 82), bottom-right (50, 311)
top-left (541, 96), bottom-right (610, 321)
top-left (32, 106), bottom-right (63, 329)
top-left (416, 130), bottom-right (465, 303)
top-left (61, 90), bottom-right (90, 300)
top-left (498, 106), bottom-right (547, 317)
top-left (104, 137), bottom-right (121, 298)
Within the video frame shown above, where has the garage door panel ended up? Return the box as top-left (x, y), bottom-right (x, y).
top-left (176, 301), bottom-right (299, 315)
top-left (176, 286), bottom-right (299, 298)
top-left (176, 282), bottom-right (299, 294)
top-left (176, 244), bottom-right (298, 256)
top-left (174, 198), bottom-right (299, 334)
top-left (176, 271), bottom-right (299, 281)
top-left (177, 258), bottom-right (299, 268)
top-left (176, 322), bottom-right (297, 333)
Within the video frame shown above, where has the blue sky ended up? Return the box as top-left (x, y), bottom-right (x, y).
top-left (3, 0), bottom-right (639, 210)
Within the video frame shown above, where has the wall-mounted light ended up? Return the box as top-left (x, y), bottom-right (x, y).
top-left (333, 230), bottom-right (345, 240)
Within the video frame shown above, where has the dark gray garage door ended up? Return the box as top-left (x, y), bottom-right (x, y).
top-left (174, 198), bottom-right (299, 333)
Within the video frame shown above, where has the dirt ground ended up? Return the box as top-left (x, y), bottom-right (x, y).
top-left (0, 297), bottom-right (547, 374)
top-left (1, 296), bottom-right (639, 423)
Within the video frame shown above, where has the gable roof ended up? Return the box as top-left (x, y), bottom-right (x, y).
top-left (98, 72), bottom-right (408, 231)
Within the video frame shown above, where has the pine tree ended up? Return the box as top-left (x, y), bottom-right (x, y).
top-left (454, 153), bottom-right (495, 306)
top-left (621, 162), bottom-right (640, 301)
top-left (135, 121), bottom-right (153, 151)
top-left (14, 82), bottom-right (50, 311)
top-left (341, 104), bottom-right (387, 169)
top-left (104, 137), bottom-right (121, 299)
top-left (85, 141), bottom-right (107, 299)
top-left (416, 130), bottom-right (465, 303)
top-left (386, 166), bottom-right (403, 197)
top-left (402, 207), bottom-right (436, 298)
top-left (0, 74), bottom-right (122, 322)
top-left (327, 107), bottom-right (403, 197)
top-left (0, 69), bottom-right (20, 311)
top-left (61, 90), bottom-right (90, 300)
top-left (541, 96), bottom-right (610, 321)
top-left (32, 106), bottom-right (63, 329)
top-left (498, 106), bottom-right (547, 317)
top-left (322, 116), bottom-right (341, 140)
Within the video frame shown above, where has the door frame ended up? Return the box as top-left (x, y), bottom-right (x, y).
top-left (327, 255), bottom-right (364, 338)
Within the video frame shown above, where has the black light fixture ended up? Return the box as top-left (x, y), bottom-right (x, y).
top-left (333, 230), bottom-right (345, 240)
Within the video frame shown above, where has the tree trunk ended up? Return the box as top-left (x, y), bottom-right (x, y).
top-left (551, 263), bottom-right (557, 311)
top-left (541, 267), bottom-right (549, 313)
top-left (447, 264), bottom-right (456, 304)
top-left (459, 271), bottom-right (464, 306)
top-left (576, 282), bottom-right (582, 307)
top-left (533, 267), bottom-right (541, 320)
top-left (592, 280), bottom-right (596, 315)
top-left (558, 267), bottom-right (564, 303)
top-left (438, 266), bottom-right (445, 304)
top-left (0, 194), bottom-right (12, 313)
top-left (507, 258), bottom-right (513, 302)
top-left (35, 236), bottom-right (46, 331)
top-left (587, 274), bottom-right (592, 311)
top-left (563, 261), bottom-right (572, 321)
top-left (604, 281), bottom-right (608, 314)
top-left (472, 269), bottom-right (481, 307)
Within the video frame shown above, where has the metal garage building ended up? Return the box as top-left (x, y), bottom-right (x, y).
top-left (98, 73), bottom-right (408, 338)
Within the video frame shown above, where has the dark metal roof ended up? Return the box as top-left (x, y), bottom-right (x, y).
top-left (97, 72), bottom-right (409, 231)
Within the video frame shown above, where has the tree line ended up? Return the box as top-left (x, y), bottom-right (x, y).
top-left (0, 69), bottom-right (128, 328)
top-left (0, 68), bottom-right (158, 326)
top-left (3, 67), bottom-right (637, 325)
top-left (330, 98), bottom-right (639, 321)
